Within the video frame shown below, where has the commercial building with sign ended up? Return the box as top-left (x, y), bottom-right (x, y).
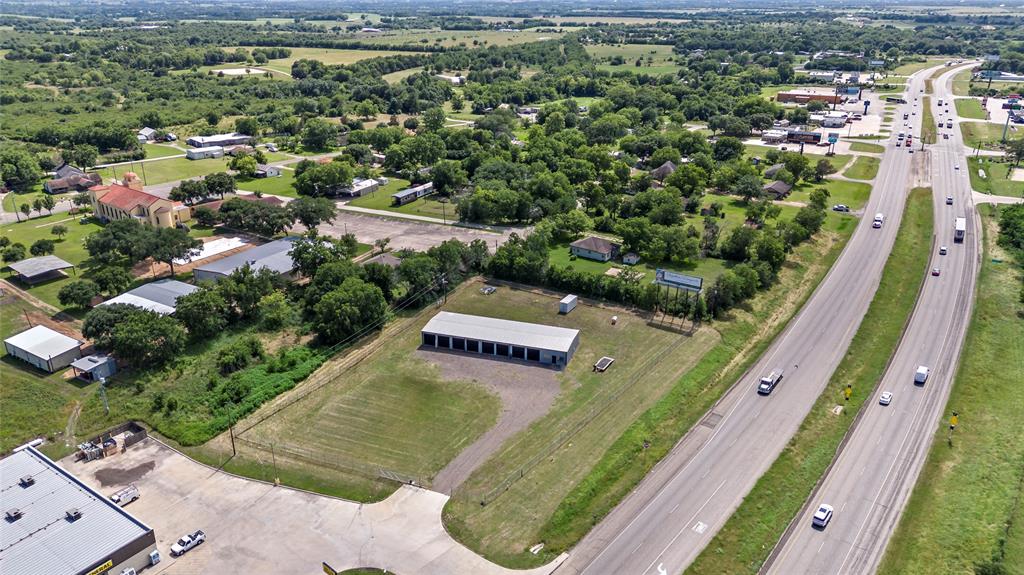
top-left (0, 446), bottom-right (158, 575)
top-left (421, 311), bottom-right (580, 367)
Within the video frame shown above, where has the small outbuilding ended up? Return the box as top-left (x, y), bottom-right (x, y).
top-left (421, 312), bottom-right (581, 367)
top-left (762, 180), bottom-right (794, 199)
top-left (7, 255), bottom-right (75, 285)
top-left (70, 354), bottom-right (117, 382)
top-left (622, 252), bottom-right (640, 265)
top-left (559, 294), bottom-right (578, 314)
top-left (4, 325), bottom-right (82, 372)
top-left (255, 164), bottom-right (281, 178)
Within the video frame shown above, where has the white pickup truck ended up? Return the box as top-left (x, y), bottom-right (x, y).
top-left (757, 369), bottom-right (785, 395)
top-left (170, 530), bottom-right (206, 557)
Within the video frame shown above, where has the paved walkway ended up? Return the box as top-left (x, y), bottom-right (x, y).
top-left (64, 438), bottom-right (566, 575)
top-left (973, 191), bottom-right (1023, 205)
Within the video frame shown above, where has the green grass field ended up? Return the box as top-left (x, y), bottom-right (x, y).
top-left (878, 205), bottom-right (1024, 575)
top-left (383, 66), bottom-right (424, 84)
top-left (789, 179), bottom-right (872, 211)
top-left (849, 141), bottom-right (885, 153)
top-left (143, 143), bottom-right (184, 159)
top-left (586, 44), bottom-right (681, 76)
top-left (968, 157), bottom-right (1024, 198)
top-left (350, 29), bottom-right (561, 48)
top-left (547, 241), bottom-right (729, 284)
top-left (92, 155), bottom-right (234, 186)
top-left (759, 84), bottom-right (801, 99)
top-left (236, 172), bottom-right (298, 197)
top-left (892, 59), bottom-right (946, 75)
top-left (446, 214), bottom-right (858, 567)
top-left (687, 187), bottom-right (933, 575)
top-left (953, 69), bottom-right (972, 96)
top-left (961, 122), bottom-right (1012, 149)
top-left (844, 156), bottom-right (881, 180)
top-left (954, 98), bottom-right (987, 120)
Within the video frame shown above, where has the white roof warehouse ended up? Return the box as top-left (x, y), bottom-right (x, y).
top-left (0, 446), bottom-right (158, 575)
top-left (3, 325), bottom-right (82, 372)
top-left (421, 312), bottom-right (580, 367)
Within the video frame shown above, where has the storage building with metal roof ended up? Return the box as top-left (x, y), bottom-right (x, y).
top-left (421, 312), bottom-right (580, 367)
top-left (3, 325), bottom-right (82, 372)
top-left (99, 279), bottom-right (199, 315)
top-left (192, 236), bottom-right (300, 282)
top-left (0, 446), bottom-right (158, 575)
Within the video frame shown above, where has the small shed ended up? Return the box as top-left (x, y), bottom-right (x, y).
top-left (70, 354), bottom-right (117, 382)
top-left (255, 164), bottom-right (281, 178)
top-left (559, 295), bottom-right (578, 315)
top-left (7, 256), bottom-right (75, 285)
top-left (623, 252), bottom-right (640, 265)
top-left (4, 325), bottom-right (82, 372)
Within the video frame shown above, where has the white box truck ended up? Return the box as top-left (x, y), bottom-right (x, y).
top-left (914, 365), bottom-right (930, 384)
top-left (559, 294), bottom-right (578, 314)
top-left (954, 217), bottom-right (966, 243)
top-left (757, 369), bottom-right (785, 395)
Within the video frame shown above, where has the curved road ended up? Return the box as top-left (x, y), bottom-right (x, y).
top-left (559, 66), bottom-right (943, 575)
top-left (763, 62), bottom-right (981, 575)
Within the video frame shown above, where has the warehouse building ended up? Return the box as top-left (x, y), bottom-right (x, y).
top-left (0, 446), bottom-right (158, 575)
top-left (4, 325), bottom-right (82, 372)
top-left (193, 237), bottom-right (299, 282)
top-left (99, 279), bottom-right (199, 315)
top-left (421, 311), bottom-right (580, 367)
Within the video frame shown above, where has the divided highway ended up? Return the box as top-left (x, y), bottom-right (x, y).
top-left (763, 62), bottom-right (981, 575)
top-left (559, 66), bottom-right (942, 575)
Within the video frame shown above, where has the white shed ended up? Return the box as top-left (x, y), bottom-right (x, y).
top-left (4, 325), bottom-right (82, 372)
top-left (559, 294), bottom-right (578, 314)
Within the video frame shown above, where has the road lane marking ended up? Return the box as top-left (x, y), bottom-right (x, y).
top-left (670, 503), bottom-right (680, 514)
top-left (692, 521), bottom-right (707, 534)
top-left (632, 543), bottom-right (642, 555)
top-left (642, 480), bottom-right (727, 575)
top-left (657, 563), bottom-right (668, 575)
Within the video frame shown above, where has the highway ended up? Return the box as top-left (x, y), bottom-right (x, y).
top-left (762, 62), bottom-right (981, 575)
top-left (558, 66), bottom-right (943, 575)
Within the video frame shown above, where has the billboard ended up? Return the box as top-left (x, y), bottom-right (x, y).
top-left (654, 269), bottom-right (703, 292)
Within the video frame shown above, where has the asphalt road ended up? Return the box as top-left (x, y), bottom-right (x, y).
top-left (762, 62), bottom-right (981, 575)
top-left (559, 67), bottom-right (940, 575)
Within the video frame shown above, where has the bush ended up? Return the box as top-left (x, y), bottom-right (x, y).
top-left (215, 335), bottom-right (264, 375)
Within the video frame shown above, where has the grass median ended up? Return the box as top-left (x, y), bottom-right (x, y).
top-left (922, 97), bottom-right (937, 144)
top-left (879, 205), bottom-right (1024, 575)
top-left (686, 187), bottom-right (933, 575)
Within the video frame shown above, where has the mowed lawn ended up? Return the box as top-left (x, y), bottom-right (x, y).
top-left (142, 143), bottom-right (184, 159)
top-left (789, 179), bottom-right (872, 211)
top-left (236, 172), bottom-right (298, 197)
top-left (348, 178), bottom-right (456, 220)
top-left (91, 155), bottom-right (234, 186)
top-left (960, 121), bottom-right (1014, 149)
top-left (849, 141), bottom-right (885, 153)
top-left (586, 43), bottom-right (682, 76)
top-left (954, 97), bottom-right (987, 120)
top-left (237, 283), bottom-right (503, 487)
top-left (878, 206), bottom-right (1024, 575)
top-left (548, 241), bottom-right (729, 284)
top-left (844, 155), bottom-right (881, 180)
top-left (968, 157), bottom-right (1024, 198)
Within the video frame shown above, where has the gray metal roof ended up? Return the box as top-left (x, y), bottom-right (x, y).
top-left (3, 325), bottom-right (80, 359)
top-left (7, 256), bottom-right (74, 279)
top-left (99, 279), bottom-right (198, 315)
top-left (0, 447), bottom-right (152, 575)
top-left (194, 237), bottom-right (299, 277)
top-left (422, 312), bottom-right (580, 353)
top-left (70, 354), bottom-right (114, 373)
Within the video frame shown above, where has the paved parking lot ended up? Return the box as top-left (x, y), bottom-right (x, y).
top-left (63, 438), bottom-right (565, 575)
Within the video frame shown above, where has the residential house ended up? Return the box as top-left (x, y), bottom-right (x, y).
top-left (255, 164), bottom-right (281, 178)
top-left (570, 236), bottom-right (620, 262)
top-left (137, 127), bottom-right (157, 143)
top-left (89, 173), bottom-right (191, 228)
top-left (650, 161), bottom-right (677, 182)
top-left (43, 163), bottom-right (102, 194)
top-left (339, 177), bottom-right (379, 197)
top-left (762, 180), bottom-right (794, 199)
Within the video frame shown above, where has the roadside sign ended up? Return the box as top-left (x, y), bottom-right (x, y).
top-left (828, 135), bottom-right (839, 144)
top-left (950, 414), bottom-right (959, 428)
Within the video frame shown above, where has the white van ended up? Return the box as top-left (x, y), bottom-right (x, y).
top-left (914, 366), bottom-right (930, 384)
top-left (873, 213), bottom-right (884, 228)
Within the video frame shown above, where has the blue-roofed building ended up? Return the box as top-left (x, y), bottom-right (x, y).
top-left (391, 182), bottom-right (434, 206)
top-left (193, 237), bottom-right (300, 282)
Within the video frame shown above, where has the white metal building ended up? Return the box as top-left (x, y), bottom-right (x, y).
top-left (3, 325), bottom-right (82, 372)
top-left (421, 312), bottom-right (580, 367)
top-left (99, 279), bottom-right (199, 315)
top-left (185, 146), bottom-right (224, 160)
top-left (0, 446), bottom-right (158, 575)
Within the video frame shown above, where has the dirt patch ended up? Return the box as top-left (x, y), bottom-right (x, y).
top-left (93, 460), bottom-right (156, 486)
top-left (423, 349), bottom-right (561, 494)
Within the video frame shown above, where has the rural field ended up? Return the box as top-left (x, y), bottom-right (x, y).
top-left (225, 46), bottom-right (427, 75)
top-left (586, 43), bottom-right (682, 75)
top-left (91, 155), bottom-right (234, 186)
top-left (879, 205), bottom-right (1024, 575)
top-left (350, 29), bottom-right (563, 48)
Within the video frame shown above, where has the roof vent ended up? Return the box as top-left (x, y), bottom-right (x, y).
top-left (6, 508), bottom-right (24, 521)
top-left (19, 475), bottom-right (35, 487)
top-left (65, 508), bottom-right (82, 521)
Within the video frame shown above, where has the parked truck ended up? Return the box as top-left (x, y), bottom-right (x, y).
top-left (757, 369), bottom-right (785, 395)
top-left (954, 217), bottom-right (966, 243)
top-left (170, 530), bottom-right (206, 557)
top-left (109, 484), bottom-right (140, 507)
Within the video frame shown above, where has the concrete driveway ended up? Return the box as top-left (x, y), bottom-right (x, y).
top-left (63, 438), bottom-right (565, 575)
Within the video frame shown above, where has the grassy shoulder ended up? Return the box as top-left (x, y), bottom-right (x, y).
top-left (922, 97), bottom-right (937, 144)
top-left (844, 156), bottom-right (881, 180)
top-left (849, 142), bottom-right (885, 154)
top-left (444, 213), bottom-right (858, 568)
top-left (686, 187), bottom-right (933, 574)
top-left (879, 205), bottom-right (1024, 575)
top-left (955, 98), bottom-right (987, 120)
top-left (968, 157), bottom-right (1024, 198)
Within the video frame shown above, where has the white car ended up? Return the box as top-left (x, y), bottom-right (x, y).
top-left (879, 391), bottom-right (893, 406)
top-left (813, 504), bottom-right (834, 528)
top-left (940, 245), bottom-right (948, 255)
top-left (954, 164), bottom-right (960, 170)
top-left (266, 143), bottom-right (278, 152)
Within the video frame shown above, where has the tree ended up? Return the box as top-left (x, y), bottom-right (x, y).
top-left (713, 137), bottom-right (745, 162)
top-left (0, 147), bottom-right (43, 191)
top-left (814, 158), bottom-right (836, 181)
top-left (423, 107), bottom-right (446, 132)
top-left (373, 237), bottom-right (390, 254)
top-left (430, 159), bottom-right (467, 196)
top-left (51, 224), bottom-right (68, 240)
top-left (170, 179), bottom-right (209, 205)
top-left (204, 172), bottom-right (236, 198)
top-left (650, 147), bottom-right (681, 167)
top-left (720, 226), bottom-right (758, 262)
top-left (148, 227), bottom-right (202, 275)
top-left (313, 277), bottom-right (389, 343)
top-left (206, 111), bottom-right (221, 126)
top-left (218, 198), bottom-right (294, 237)
top-left (229, 154), bottom-right (259, 178)
top-left (32, 198), bottom-right (43, 216)
top-left (451, 93), bottom-right (464, 112)
top-left (83, 304), bottom-right (142, 350)
top-left (403, 117), bottom-right (420, 131)
top-left (29, 239), bottom-right (55, 256)
top-left (361, 262), bottom-right (395, 301)
top-left (110, 311), bottom-right (186, 368)
top-left (62, 144), bottom-right (98, 169)
top-left (782, 152), bottom-right (811, 183)
top-left (289, 233), bottom-right (357, 277)
top-left (2, 243), bottom-right (25, 262)
top-left (354, 100), bottom-right (379, 120)
top-left (293, 161), bottom-right (353, 197)
top-left (174, 288), bottom-right (229, 339)
top-left (58, 280), bottom-right (100, 309)
top-left (235, 116), bottom-right (260, 137)
top-left (139, 110), bottom-right (164, 129)
top-left (1007, 137), bottom-right (1024, 169)
top-left (218, 265), bottom-right (279, 319)
top-left (300, 118), bottom-right (338, 151)
top-left (257, 291), bottom-right (292, 330)
top-left (19, 203), bottom-right (31, 221)
top-left (288, 196), bottom-right (336, 230)
top-left (91, 266), bottom-right (133, 294)
top-left (733, 173), bottom-right (764, 202)
top-left (40, 194), bottom-right (56, 215)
